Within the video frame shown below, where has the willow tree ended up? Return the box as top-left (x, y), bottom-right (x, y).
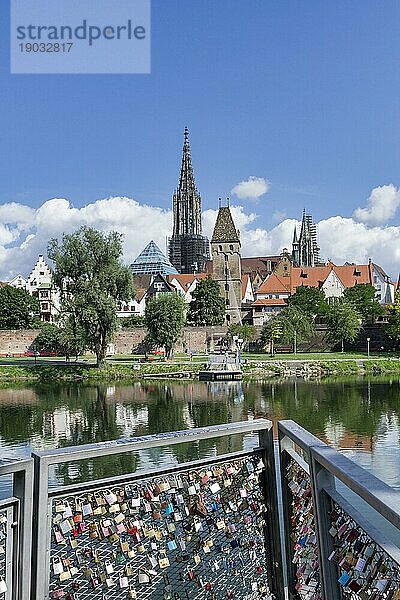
top-left (48, 226), bottom-right (133, 367)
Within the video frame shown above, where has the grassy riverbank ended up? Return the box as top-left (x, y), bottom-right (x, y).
top-left (0, 356), bottom-right (399, 382)
top-left (0, 362), bottom-right (203, 382)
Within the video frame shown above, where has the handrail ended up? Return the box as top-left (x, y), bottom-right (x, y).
top-left (278, 419), bottom-right (327, 453)
top-left (312, 444), bottom-right (400, 530)
top-left (32, 419), bottom-right (270, 464)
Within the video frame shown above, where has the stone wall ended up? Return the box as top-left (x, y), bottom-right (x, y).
top-left (0, 323), bottom-right (390, 356)
top-left (0, 330), bottom-right (39, 355)
top-left (114, 326), bottom-right (230, 354)
top-left (0, 327), bottom-right (230, 355)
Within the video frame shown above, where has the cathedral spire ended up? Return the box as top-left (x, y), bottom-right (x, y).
top-left (178, 126), bottom-right (196, 199)
top-left (169, 128), bottom-right (210, 273)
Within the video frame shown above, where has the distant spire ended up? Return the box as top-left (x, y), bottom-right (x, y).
top-left (226, 197), bottom-right (230, 207)
top-left (292, 226), bottom-right (298, 244)
top-left (178, 126), bottom-right (195, 195)
top-left (169, 127), bottom-right (210, 273)
top-left (218, 197), bottom-right (222, 208)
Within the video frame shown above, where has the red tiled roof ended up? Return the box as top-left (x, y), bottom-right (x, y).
top-left (257, 273), bottom-right (291, 295)
top-left (241, 256), bottom-right (280, 277)
top-left (241, 274), bottom-right (250, 298)
top-left (290, 265), bottom-right (331, 292)
top-left (167, 273), bottom-right (208, 290)
top-left (252, 298), bottom-right (287, 306)
top-left (290, 263), bottom-right (372, 293)
top-left (334, 264), bottom-right (372, 288)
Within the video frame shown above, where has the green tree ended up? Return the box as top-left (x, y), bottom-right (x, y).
top-left (48, 226), bottom-right (134, 368)
top-left (0, 285), bottom-right (40, 329)
top-left (187, 276), bottom-right (225, 325)
top-left (119, 314), bottom-right (145, 328)
top-left (261, 306), bottom-right (314, 353)
top-left (58, 316), bottom-right (87, 361)
top-left (343, 284), bottom-right (384, 321)
top-left (34, 324), bottom-right (62, 353)
top-left (227, 324), bottom-right (256, 350)
top-left (325, 300), bottom-right (361, 352)
top-left (387, 291), bottom-right (400, 347)
top-left (145, 293), bottom-right (186, 358)
top-left (287, 286), bottom-right (328, 319)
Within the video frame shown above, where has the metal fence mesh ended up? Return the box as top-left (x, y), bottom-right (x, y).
top-left (328, 501), bottom-right (400, 599)
top-left (0, 508), bottom-right (8, 597)
top-left (285, 459), bottom-right (322, 600)
top-left (48, 454), bottom-right (274, 599)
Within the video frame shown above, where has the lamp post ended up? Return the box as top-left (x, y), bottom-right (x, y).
top-left (367, 337), bottom-right (370, 359)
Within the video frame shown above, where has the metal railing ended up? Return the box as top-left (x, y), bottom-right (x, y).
top-left (31, 420), bottom-right (284, 600)
top-left (2, 419), bottom-right (400, 599)
top-left (278, 419), bottom-right (400, 600)
top-left (0, 459), bottom-right (33, 600)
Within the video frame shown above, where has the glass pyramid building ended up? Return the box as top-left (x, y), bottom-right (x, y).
top-left (130, 240), bottom-right (178, 276)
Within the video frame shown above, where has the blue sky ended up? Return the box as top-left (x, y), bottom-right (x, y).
top-left (0, 0), bottom-right (399, 278)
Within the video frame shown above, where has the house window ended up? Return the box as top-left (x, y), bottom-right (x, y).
top-left (39, 271), bottom-right (45, 276)
top-left (225, 283), bottom-right (229, 291)
top-left (229, 244), bottom-right (233, 251)
top-left (219, 245), bottom-right (223, 251)
top-left (41, 303), bottom-right (49, 310)
top-left (226, 299), bottom-right (230, 306)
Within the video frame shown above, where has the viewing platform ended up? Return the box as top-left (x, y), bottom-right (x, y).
top-left (1, 419), bottom-right (400, 598)
top-left (199, 353), bottom-right (243, 381)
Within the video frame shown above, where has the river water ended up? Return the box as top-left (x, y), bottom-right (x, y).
top-left (0, 377), bottom-right (400, 491)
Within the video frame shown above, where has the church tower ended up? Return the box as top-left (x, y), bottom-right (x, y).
top-left (292, 209), bottom-right (321, 267)
top-left (211, 205), bottom-right (242, 324)
top-left (168, 128), bottom-right (210, 273)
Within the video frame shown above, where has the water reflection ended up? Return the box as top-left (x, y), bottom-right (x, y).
top-left (0, 378), bottom-right (399, 489)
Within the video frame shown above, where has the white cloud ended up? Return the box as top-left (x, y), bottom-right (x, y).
top-left (0, 197), bottom-right (172, 281)
top-left (353, 184), bottom-right (400, 225)
top-left (231, 176), bottom-right (270, 201)
top-left (0, 191), bottom-right (398, 282)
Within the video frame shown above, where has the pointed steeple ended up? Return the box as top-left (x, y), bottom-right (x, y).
top-left (211, 206), bottom-right (240, 244)
top-left (172, 127), bottom-right (202, 237)
top-left (178, 126), bottom-right (196, 196)
top-left (169, 127), bottom-right (210, 273)
top-left (292, 227), bottom-right (298, 244)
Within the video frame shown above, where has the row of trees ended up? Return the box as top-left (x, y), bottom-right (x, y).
top-left (261, 284), bottom-right (387, 352)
